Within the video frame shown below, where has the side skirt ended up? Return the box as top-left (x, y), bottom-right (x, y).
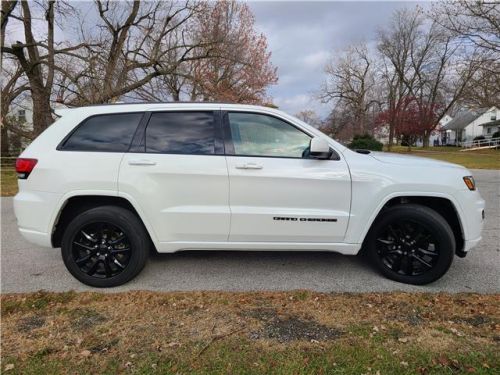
top-left (155, 241), bottom-right (361, 255)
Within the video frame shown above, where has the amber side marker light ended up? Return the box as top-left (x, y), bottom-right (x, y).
top-left (463, 176), bottom-right (476, 191)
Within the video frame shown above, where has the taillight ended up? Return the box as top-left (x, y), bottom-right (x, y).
top-left (15, 158), bottom-right (38, 179)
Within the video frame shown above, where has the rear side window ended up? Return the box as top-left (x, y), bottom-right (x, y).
top-left (145, 112), bottom-right (215, 154)
top-left (61, 113), bottom-right (143, 152)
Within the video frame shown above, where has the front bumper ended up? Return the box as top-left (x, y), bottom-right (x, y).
top-left (454, 189), bottom-right (485, 256)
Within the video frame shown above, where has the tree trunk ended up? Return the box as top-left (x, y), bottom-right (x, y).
top-left (422, 132), bottom-right (430, 148)
top-left (387, 121), bottom-right (395, 151)
top-left (31, 88), bottom-right (53, 136)
top-left (1, 124), bottom-right (10, 156)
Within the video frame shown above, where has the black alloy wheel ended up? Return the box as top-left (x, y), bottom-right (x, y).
top-left (366, 204), bottom-right (455, 285)
top-left (61, 206), bottom-right (149, 287)
top-left (375, 220), bottom-right (439, 277)
top-left (71, 222), bottom-right (131, 279)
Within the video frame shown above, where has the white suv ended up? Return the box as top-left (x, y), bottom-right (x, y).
top-left (14, 103), bottom-right (485, 287)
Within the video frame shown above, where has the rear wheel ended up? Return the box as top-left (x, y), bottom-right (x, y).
top-left (366, 204), bottom-right (455, 285)
top-left (61, 206), bottom-right (149, 287)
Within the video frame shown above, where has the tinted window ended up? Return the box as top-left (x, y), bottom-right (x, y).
top-left (146, 112), bottom-right (215, 154)
top-left (62, 113), bottom-right (143, 152)
top-left (228, 113), bottom-right (311, 158)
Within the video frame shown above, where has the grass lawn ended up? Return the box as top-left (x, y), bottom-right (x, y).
top-left (386, 146), bottom-right (500, 169)
top-left (1, 291), bottom-right (499, 374)
top-left (1, 168), bottom-right (18, 197)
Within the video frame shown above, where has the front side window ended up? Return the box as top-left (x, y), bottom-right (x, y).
top-left (228, 112), bottom-right (311, 158)
top-left (61, 113), bottom-right (143, 152)
top-left (146, 112), bottom-right (216, 155)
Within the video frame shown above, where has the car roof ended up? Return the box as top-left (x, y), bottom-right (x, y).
top-left (56, 102), bottom-right (282, 116)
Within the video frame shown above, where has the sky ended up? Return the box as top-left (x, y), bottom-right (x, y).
top-left (5, 0), bottom-right (424, 117)
top-left (248, 1), bottom-right (423, 118)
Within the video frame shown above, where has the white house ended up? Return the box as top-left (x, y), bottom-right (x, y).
top-left (414, 114), bottom-right (453, 147)
top-left (480, 118), bottom-right (500, 138)
top-left (6, 96), bottom-right (69, 153)
top-left (441, 106), bottom-right (499, 145)
top-left (10, 97), bottom-right (34, 128)
top-left (375, 114), bottom-right (453, 147)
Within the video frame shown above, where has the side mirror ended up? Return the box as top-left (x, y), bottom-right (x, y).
top-left (309, 137), bottom-right (332, 159)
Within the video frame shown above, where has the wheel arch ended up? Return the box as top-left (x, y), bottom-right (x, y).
top-left (51, 194), bottom-right (158, 249)
top-left (360, 194), bottom-right (465, 256)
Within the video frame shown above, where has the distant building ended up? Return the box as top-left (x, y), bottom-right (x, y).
top-left (480, 119), bottom-right (500, 138)
top-left (9, 97), bottom-right (34, 130)
top-left (374, 114), bottom-right (453, 147)
top-left (441, 106), bottom-right (499, 145)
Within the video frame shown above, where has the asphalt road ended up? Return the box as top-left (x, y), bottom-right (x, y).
top-left (1, 169), bottom-right (499, 294)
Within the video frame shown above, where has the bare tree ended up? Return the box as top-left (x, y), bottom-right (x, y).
top-left (1, 59), bottom-right (30, 154)
top-left (1, 1), bottom-right (90, 135)
top-left (295, 110), bottom-right (322, 128)
top-left (57, 0), bottom-right (215, 106)
top-left (133, 1), bottom-right (277, 104)
top-left (320, 44), bottom-right (379, 136)
top-left (430, 1), bottom-right (499, 109)
top-left (432, 0), bottom-right (500, 53)
top-left (459, 63), bottom-right (500, 109)
top-left (1, 0), bottom-right (17, 56)
top-left (377, 7), bottom-right (478, 147)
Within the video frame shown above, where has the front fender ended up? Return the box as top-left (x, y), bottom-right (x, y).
top-left (344, 190), bottom-right (467, 246)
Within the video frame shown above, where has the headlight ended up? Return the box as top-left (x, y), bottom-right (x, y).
top-left (463, 176), bottom-right (476, 191)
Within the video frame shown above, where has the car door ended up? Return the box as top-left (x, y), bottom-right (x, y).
top-left (119, 110), bottom-right (230, 246)
top-left (224, 111), bottom-right (351, 243)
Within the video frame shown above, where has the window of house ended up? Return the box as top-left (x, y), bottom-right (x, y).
top-left (17, 110), bottom-right (26, 122)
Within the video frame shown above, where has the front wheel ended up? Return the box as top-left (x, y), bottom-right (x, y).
top-left (61, 206), bottom-right (149, 287)
top-left (365, 204), bottom-right (455, 285)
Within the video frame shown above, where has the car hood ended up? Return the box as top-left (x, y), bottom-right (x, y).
top-left (369, 151), bottom-right (465, 170)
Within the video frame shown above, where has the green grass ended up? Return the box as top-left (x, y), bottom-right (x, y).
top-left (386, 146), bottom-right (500, 169)
top-left (2, 291), bottom-right (499, 374)
top-left (7, 342), bottom-right (496, 375)
top-left (1, 167), bottom-right (18, 196)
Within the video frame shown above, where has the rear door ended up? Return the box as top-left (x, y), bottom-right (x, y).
top-left (224, 111), bottom-right (351, 243)
top-left (119, 110), bottom-right (230, 245)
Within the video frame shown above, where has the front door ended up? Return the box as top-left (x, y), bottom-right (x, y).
top-left (224, 111), bottom-right (351, 243)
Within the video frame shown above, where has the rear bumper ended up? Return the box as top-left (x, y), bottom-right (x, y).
top-left (18, 228), bottom-right (52, 247)
top-left (14, 190), bottom-right (61, 248)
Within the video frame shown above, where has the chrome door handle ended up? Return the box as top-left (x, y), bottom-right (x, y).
top-left (128, 159), bottom-right (157, 166)
top-left (235, 163), bottom-right (263, 170)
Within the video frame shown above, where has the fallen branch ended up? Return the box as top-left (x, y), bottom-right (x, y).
top-left (198, 326), bottom-right (245, 356)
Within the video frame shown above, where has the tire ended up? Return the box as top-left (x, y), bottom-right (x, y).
top-left (61, 206), bottom-right (149, 287)
top-left (365, 204), bottom-right (455, 285)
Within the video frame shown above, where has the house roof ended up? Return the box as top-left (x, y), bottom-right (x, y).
top-left (442, 108), bottom-right (489, 131)
top-left (480, 119), bottom-right (500, 127)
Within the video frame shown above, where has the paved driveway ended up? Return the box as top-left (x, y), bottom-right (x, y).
top-left (1, 169), bottom-right (499, 293)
